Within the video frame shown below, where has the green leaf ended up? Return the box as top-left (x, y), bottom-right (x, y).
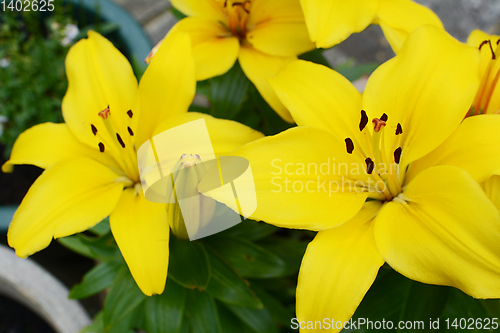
top-left (217, 303), bottom-right (255, 333)
top-left (217, 220), bottom-right (278, 241)
top-left (298, 48), bottom-right (330, 68)
top-left (58, 235), bottom-right (97, 259)
top-left (58, 232), bottom-right (121, 260)
top-left (350, 269), bottom-right (449, 332)
top-left (81, 311), bottom-right (105, 333)
top-left (88, 218), bottom-right (111, 236)
top-left (144, 279), bottom-right (187, 333)
top-left (70, 259), bottom-right (123, 299)
top-left (209, 62), bottom-right (250, 119)
top-left (168, 236), bottom-right (211, 290)
top-left (250, 284), bottom-right (293, 327)
top-left (234, 84), bottom-right (295, 136)
top-left (185, 290), bottom-right (222, 333)
top-left (441, 288), bottom-right (493, 322)
top-left (171, 7), bottom-right (187, 21)
top-left (103, 265), bottom-right (147, 331)
top-left (204, 235), bottom-right (287, 279)
top-left (257, 236), bottom-right (310, 277)
top-left (224, 302), bottom-right (278, 333)
top-left (480, 299), bottom-right (500, 318)
top-left (205, 249), bottom-right (263, 308)
top-left (335, 60), bottom-right (378, 82)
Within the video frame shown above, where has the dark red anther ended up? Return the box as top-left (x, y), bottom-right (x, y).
top-left (396, 123), bottom-right (403, 135)
top-left (365, 158), bottom-right (375, 174)
top-left (116, 133), bottom-right (126, 148)
top-left (345, 138), bottom-right (354, 154)
top-left (359, 110), bottom-right (368, 131)
top-left (394, 147), bottom-right (402, 164)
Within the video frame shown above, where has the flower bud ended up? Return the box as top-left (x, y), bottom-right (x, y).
top-left (167, 154), bottom-right (216, 240)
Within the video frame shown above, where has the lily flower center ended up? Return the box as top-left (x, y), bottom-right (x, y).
top-left (345, 110), bottom-right (404, 202)
top-left (91, 106), bottom-right (139, 183)
top-left (470, 38), bottom-right (500, 116)
top-left (223, 0), bottom-right (251, 39)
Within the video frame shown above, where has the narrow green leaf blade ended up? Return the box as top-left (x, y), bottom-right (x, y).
top-left (224, 303), bottom-right (278, 333)
top-left (168, 237), bottom-right (211, 290)
top-left (58, 235), bottom-right (98, 259)
top-left (103, 265), bottom-right (147, 330)
top-left (205, 249), bottom-right (263, 308)
top-left (217, 303), bottom-right (255, 333)
top-left (69, 259), bottom-right (123, 299)
top-left (144, 279), bottom-right (187, 333)
top-left (185, 290), bottom-right (222, 333)
top-left (209, 62), bottom-right (250, 119)
top-left (298, 48), bottom-right (330, 67)
top-left (250, 284), bottom-right (293, 327)
top-left (205, 236), bottom-right (287, 279)
top-left (217, 220), bottom-right (278, 241)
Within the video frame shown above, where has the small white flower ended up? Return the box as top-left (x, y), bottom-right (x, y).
top-left (64, 24), bottom-right (79, 41)
top-left (0, 58), bottom-right (10, 68)
top-left (0, 116), bottom-right (8, 137)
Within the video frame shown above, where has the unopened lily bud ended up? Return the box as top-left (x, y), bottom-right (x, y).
top-left (167, 154), bottom-right (216, 240)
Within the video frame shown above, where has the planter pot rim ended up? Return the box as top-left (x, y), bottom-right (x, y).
top-left (0, 244), bottom-right (91, 332)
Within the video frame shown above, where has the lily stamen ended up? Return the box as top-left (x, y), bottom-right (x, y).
top-left (93, 106), bottom-right (139, 182)
top-left (470, 38), bottom-right (500, 115)
top-left (223, 0), bottom-right (251, 39)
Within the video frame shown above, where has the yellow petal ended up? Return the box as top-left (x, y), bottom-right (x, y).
top-left (110, 188), bottom-right (169, 296)
top-left (363, 25), bottom-right (480, 170)
top-left (238, 45), bottom-right (295, 123)
top-left (269, 60), bottom-right (363, 148)
top-left (62, 31), bottom-right (138, 150)
top-left (7, 157), bottom-right (124, 258)
top-left (170, 0), bottom-right (225, 21)
top-left (245, 0), bottom-right (314, 57)
top-left (297, 201), bottom-right (384, 333)
top-left (376, 0), bottom-right (444, 53)
top-left (482, 175), bottom-right (500, 212)
top-left (168, 18), bottom-right (239, 81)
top-left (2, 123), bottom-right (120, 173)
top-left (406, 115), bottom-right (500, 184)
top-left (300, 0), bottom-right (379, 48)
top-left (137, 31), bottom-right (196, 147)
top-left (375, 165), bottom-right (500, 298)
top-left (199, 126), bottom-right (371, 231)
top-left (152, 112), bottom-right (264, 156)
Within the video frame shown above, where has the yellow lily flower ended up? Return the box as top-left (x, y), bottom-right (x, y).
top-left (302, 0), bottom-right (443, 52)
top-left (3, 31), bottom-right (263, 296)
top-left (152, 0), bottom-right (315, 123)
top-left (200, 26), bottom-right (500, 331)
